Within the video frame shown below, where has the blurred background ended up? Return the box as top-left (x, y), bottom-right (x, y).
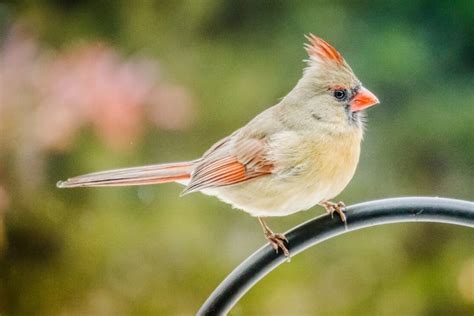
top-left (0, 1), bottom-right (473, 315)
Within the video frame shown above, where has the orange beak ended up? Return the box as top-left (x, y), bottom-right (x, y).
top-left (350, 87), bottom-right (379, 112)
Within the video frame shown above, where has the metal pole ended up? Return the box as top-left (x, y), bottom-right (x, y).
top-left (197, 197), bottom-right (474, 315)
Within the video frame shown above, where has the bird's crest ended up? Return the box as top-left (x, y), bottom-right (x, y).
top-left (304, 34), bottom-right (345, 66)
top-left (303, 34), bottom-right (356, 85)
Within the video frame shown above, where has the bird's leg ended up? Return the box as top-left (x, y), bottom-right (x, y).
top-left (320, 201), bottom-right (347, 223)
top-left (257, 217), bottom-right (289, 257)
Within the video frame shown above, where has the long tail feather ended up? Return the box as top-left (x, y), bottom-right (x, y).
top-left (57, 161), bottom-right (195, 188)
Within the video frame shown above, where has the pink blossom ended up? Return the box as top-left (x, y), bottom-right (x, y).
top-left (0, 22), bottom-right (196, 188)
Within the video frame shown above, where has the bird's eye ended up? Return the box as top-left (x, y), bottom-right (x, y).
top-left (333, 89), bottom-right (347, 101)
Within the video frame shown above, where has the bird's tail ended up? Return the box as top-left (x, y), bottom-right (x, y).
top-left (56, 161), bottom-right (195, 188)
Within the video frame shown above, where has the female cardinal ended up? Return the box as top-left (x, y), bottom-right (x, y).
top-left (57, 34), bottom-right (379, 256)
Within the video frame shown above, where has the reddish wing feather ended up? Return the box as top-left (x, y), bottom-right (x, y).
top-left (183, 137), bottom-right (273, 194)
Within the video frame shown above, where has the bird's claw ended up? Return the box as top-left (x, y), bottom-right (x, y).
top-left (258, 217), bottom-right (290, 258)
top-left (321, 201), bottom-right (347, 223)
top-left (265, 232), bottom-right (290, 257)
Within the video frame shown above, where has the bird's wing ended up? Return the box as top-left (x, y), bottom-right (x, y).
top-left (182, 135), bottom-right (274, 194)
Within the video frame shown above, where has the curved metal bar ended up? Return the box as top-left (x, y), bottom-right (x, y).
top-left (197, 197), bottom-right (474, 315)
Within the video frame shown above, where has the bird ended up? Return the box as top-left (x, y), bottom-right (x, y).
top-left (57, 34), bottom-right (379, 257)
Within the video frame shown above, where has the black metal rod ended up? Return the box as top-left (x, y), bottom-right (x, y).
top-left (197, 197), bottom-right (474, 315)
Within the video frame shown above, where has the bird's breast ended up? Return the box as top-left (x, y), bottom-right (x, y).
top-left (303, 130), bottom-right (362, 200)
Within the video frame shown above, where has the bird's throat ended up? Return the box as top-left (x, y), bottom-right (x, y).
top-left (344, 104), bottom-right (363, 127)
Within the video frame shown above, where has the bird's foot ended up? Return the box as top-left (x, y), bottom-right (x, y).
top-left (258, 217), bottom-right (290, 257)
top-left (321, 201), bottom-right (347, 223)
top-left (264, 231), bottom-right (289, 257)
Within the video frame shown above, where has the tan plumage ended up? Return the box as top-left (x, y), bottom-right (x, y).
top-left (58, 34), bottom-right (379, 256)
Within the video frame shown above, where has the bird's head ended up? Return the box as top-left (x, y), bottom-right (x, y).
top-left (295, 34), bottom-right (379, 127)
